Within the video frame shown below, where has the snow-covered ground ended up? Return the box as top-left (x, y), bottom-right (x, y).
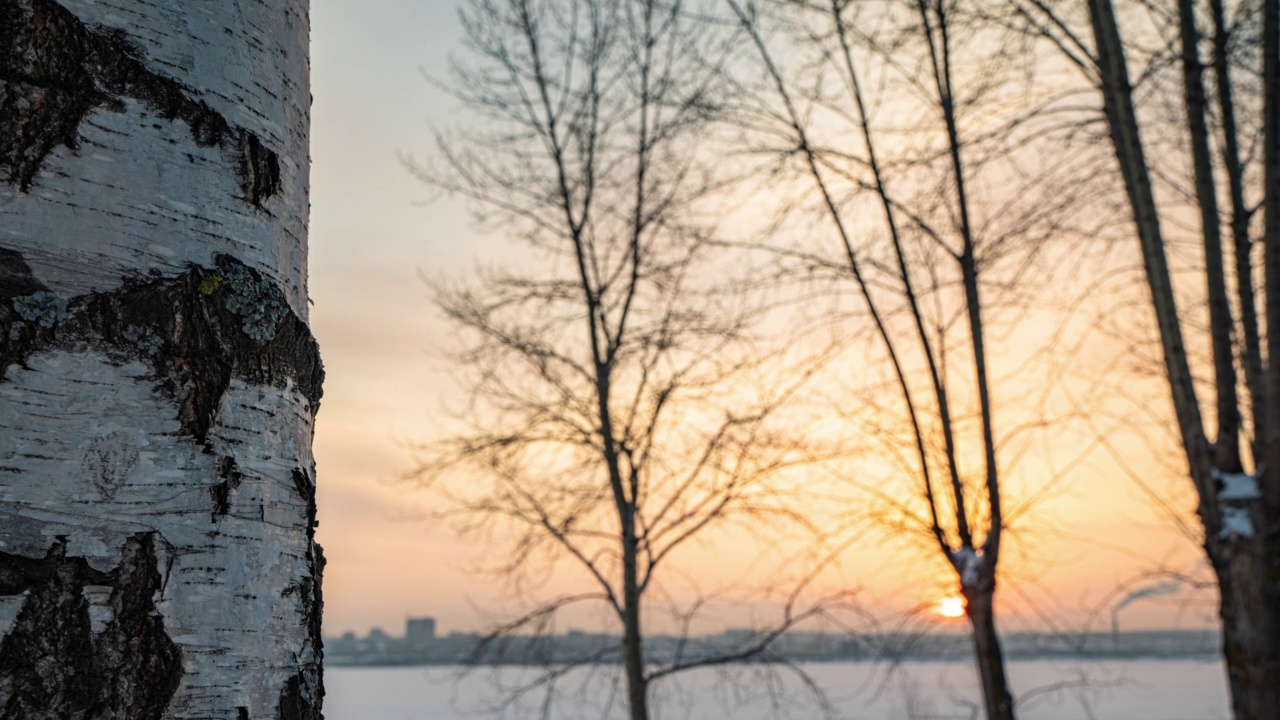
top-left (326, 658), bottom-right (1229, 720)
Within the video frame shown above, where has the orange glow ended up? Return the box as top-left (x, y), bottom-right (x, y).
top-left (936, 596), bottom-right (966, 619)
top-left (307, 3), bottom-right (1217, 638)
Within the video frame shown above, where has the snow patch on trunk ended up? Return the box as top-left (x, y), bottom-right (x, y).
top-left (1212, 467), bottom-right (1262, 501)
top-left (951, 547), bottom-right (983, 588)
top-left (1211, 468), bottom-right (1260, 540)
top-left (1219, 506), bottom-right (1255, 539)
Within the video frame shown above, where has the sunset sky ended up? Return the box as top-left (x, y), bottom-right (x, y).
top-left (307, 0), bottom-right (1216, 640)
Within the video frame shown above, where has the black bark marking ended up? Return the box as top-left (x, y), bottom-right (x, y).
top-left (0, 248), bottom-right (47, 302)
top-left (239, 130), bottom-right (281, 207)
top-left (284, 464), bottom-right (324, 713)
top-left (292, 466), bottom-right (317, 538)
top-left (1, 249), bottom-right (324, 446)
top-left (94, 534), bottom-right (183, 720)
top-left (0, 539), bottom-right (98, 718)
top-left (0, 534), bottom-right (182, 719)
top-left (0, 0), bottom-right (281, 205)
top-left (211, 456), bottom-right (243, 521)
top-left (0, 540), bottom-right (111, 594)
top-left (304, 543), bottom-right (325, 667)
top-left (277, 669), bottom-right (322, 720)
top-left (0, 249), bottom-right (49, 363)
top-left (279, 541), bottom-right (325, 720)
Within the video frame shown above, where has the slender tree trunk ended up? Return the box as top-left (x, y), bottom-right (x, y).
top-left (596, 355), bottom-right (648, 720)
top-left (1263, 0), bottom-right (1280, 509)
top-left (622, 531), bottom-right (649, 720)
top-left (1264, 0), bottom-right (1280, 453)
top-left (1179, 0), bottom-right (1241, 472)
top-left (1209, 0), bottom-right (1263, 429)
top-left (1086, 0), bottom-right (1205, 449)
top-left (963, 587), bottom-right (1015, 720)
top-left (958, 248), bottom-right (1015, 720)
top-left (0, 1), bottom-right (323, 718)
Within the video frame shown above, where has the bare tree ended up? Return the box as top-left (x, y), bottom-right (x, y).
top-left (407, 1), bottom-right (844, 719)
top-left (1005, 0), bottom-right (1280, 716)
top-left (719, 1), bottom-right (1099, 718)
top-left (0, 0), bottom-right (323, 717)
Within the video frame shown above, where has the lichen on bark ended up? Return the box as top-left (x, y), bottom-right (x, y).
top-left (0, 0), bottom-right (281, 205)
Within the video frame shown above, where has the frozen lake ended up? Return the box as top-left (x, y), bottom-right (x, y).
top-left (325, 659), bottom-right (1230, 720)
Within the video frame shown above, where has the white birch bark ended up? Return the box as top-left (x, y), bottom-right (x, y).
top-left (0, 1), bottom-right (323, 718)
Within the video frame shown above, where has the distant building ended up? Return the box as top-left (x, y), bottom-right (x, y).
top-left (406, 617), bottom-right (437, 650)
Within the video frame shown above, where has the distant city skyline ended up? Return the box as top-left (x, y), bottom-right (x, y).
top-left (323, 614), bottom-right (1221, 668)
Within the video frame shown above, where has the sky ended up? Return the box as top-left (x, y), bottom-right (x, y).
top-left (308, 0), bottom-right (491, 637)
top-left (307, 0), bottom-right (1217, 640)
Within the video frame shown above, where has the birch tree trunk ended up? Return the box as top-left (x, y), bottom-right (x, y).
top-left (0, 1), bottom-right (324, 718)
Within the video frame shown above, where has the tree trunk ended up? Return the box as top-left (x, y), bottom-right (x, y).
top-left (1087, 1), bottom-right (1280, 718)
top-left (1086, 0), bottom-right (1205, 452)
top-left (963, 587), bottom-right (1016, 720)
top-left (0, 1), bottom-right (323, 718)
top-left (622, 528), bottom-right (649, 720)
top-left (1206, 526), bottom-right (1280, 720)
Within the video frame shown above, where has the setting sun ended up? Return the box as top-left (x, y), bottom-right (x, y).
top-left (936, 596), bottom-right (966, 620)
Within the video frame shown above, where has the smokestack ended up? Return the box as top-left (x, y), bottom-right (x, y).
top-left (1111, 580), bottom-right (1182, 649)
